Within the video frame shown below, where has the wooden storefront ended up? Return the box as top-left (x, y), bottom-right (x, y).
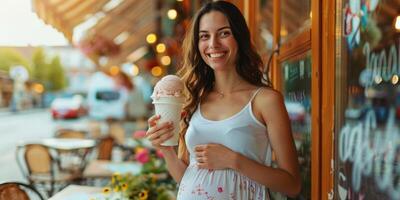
top-left (231, 0), bottom-right (400, 199)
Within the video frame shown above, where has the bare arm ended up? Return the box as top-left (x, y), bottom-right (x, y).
top-left (159, 147), bottom-right (188, 183)
top-left (146, 115), bottom-right (188, 182)
top-left (234, 89), bottom-right (301, 197)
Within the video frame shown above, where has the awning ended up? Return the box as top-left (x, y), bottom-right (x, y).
top-left (32, 0), bottom-right (158, 66)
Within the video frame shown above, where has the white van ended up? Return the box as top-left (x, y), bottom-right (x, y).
top-left (87, 72), bottom-right (127, 120)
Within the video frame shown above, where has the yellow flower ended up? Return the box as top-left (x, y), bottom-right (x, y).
top-left (135, 147), bottom-right (145, 154)
top-left (138, 190), bottom-right (148, 200)
top-left (102, 187), bottom-right (111, 195)
top-left (112, 172), bottom-right (121, 181)
top-left (151, 174), bottom-right (157, 183)
top-left (113, 186), bottom-right (120, 192)
top-left (121, 183), bottom-right (128, 191)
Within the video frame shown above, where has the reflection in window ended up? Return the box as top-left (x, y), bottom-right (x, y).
top-left (336, 0), bottom-right (400, 199)
top-left (257, 0), bottom-right (274, 65)
top-left (281, 0), bottom-right (311, 43)
top-left (281, 51), bottom-right (312, 200)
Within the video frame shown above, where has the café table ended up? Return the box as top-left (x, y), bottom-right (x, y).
top-left (83, 160), bottom-right (142, 178)
top-left (48, 185), bottom-right (103, 200)
top-left (18, 138), bottom-right (96, 150)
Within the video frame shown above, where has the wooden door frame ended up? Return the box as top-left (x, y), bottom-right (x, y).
top-left (321, 0), bottom-right (335, 199)
top-left (246, 0), bottom-right (324, 199)
top-left (275, 0), bottom-right (323, 199)
top-left (237, 0), bottom-right (335, 199)
top-left (310, 0), bottom-right (322, 199)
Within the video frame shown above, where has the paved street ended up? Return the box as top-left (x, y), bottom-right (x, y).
top-left (0, 110), bottom-right (88, 183)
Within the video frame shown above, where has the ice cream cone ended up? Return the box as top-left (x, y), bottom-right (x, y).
top-left (152, 96), bottom-right (184, 146)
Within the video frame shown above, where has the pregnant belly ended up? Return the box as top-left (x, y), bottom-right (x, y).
top-left (177, 165), bottom-right (267, 200)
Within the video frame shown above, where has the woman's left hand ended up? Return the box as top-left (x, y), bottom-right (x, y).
top-left (194, 144), bottom-right (237, 170)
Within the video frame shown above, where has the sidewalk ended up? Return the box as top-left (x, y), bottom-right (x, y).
top-left (0, 107), bottom-right (47, 117)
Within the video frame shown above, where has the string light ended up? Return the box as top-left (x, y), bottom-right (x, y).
top-left (151, 66), bottom-right (163, 77)
top-left (146, 33), bottom-right (157, 44)
top-left (395, 16), bottom-right (400, 31)
top-left (132, 64), bottom-right (139, 76)
top-left (167, 9), bottom-right (177, 20)
top-left (33, 83), bottom-right (44, 93)
top-left (160, 55), bottom-right (171, 66)
top-left (392, 75), bottom-right (399, 85)
top-left (110, 66), bottom-right (120, 76)
top-left (156, 43), bottom-right (166, 53)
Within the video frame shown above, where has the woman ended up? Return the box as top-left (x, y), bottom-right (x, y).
top-left (146, 1), bottom-right (301, 199)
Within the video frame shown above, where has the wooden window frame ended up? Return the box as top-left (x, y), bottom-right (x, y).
top-left (236, 0), bottom-right (336, 199)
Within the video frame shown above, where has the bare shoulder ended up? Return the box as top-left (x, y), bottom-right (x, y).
top-left (254, 87), bottom-right (284, 106)
top-left (253, 87), bottom-right (287, 123)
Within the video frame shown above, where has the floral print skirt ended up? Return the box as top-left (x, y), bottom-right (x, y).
top-left (177, 165), bottom-right (269, 200)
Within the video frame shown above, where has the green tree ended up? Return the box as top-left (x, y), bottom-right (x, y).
top-left (47, 55), bottom-right (66, 91)
top-left (0, 48), bottom-right (30, 74)
top-left (31, 47), bottom-right (50, 83)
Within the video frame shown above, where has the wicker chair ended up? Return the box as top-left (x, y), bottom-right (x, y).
top-left (16, 144), bottom-right (81, 197)
top-left (97, 136), bottom-right (115, 160)
top-left (55, 129), bottom-right (86, 139)
top-left (54, 129), bottom-right (91, 172)
top-left (0, 182), bottom-right (44, 200)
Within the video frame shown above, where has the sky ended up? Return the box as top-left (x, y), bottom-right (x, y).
top-left (0, 0), bottom-right (68, 46)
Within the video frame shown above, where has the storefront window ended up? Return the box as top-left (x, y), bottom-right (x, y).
top-left (335, 0), bottom-right (400, 199)
top-left (280, 0), bottom-right (311, 43)
top-left (281, 51), bottom-right (312, 200)
top-left (257, 0), bottom-right (274, 61)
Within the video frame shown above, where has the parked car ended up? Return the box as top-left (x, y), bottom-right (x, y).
top-left (87, 72), bottom-right (127, 120)
top-left (50, 95), bottom-right (87, 119)
top-left (285, 101), bottom-right (306, 123)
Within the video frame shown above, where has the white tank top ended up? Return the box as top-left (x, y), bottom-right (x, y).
top-left (185, 87), bottom-right (272, 166)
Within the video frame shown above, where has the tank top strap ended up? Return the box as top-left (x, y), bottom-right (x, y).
top-left (249, 87), bottom-right (263, 103)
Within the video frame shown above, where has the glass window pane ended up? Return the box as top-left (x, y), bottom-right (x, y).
top-left (280, 51), bottom-right (312, 200)
top-left (335, 0), bottom-right (400, 199)
top-left (280, 0), bottom-right (311, 43)
top-left (257, 0), bottom-right (274, 62)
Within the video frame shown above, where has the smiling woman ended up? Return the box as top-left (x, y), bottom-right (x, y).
top-left (0, 0), bottom-right (67, 46)
top-left (146, 1), bottom-right (301, 199)
top-left (198, 11), bottom-right (238, 72)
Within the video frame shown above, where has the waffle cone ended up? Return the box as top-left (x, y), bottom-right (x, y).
top-left (152, 97), bottom-right (184, 146)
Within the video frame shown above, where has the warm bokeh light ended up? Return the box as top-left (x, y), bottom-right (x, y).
top-left (395, 16), bottom-right (400, 31)
top-left (32, 83), bottom-right (44, 93)
top-left (156, 43), bottom-right (166, 53)
top-left (110, 65), bottom-right (120, 76)
top-left (132, 64), bottom-right (139, 76)
top-left (160, 55), bottom-right (171, 66)
top-left (146, 33), bottom-right (157, 44)
top-left (374, 76), bottom-right (382, 84)
top-left (151, 66), bottom-right (163, 77)
top-left (280, 28), bottom-right (288, 37)
top-left (392, 75), bottom-right (399, 85)
top-left (167, 9), bottom-right (177, 20)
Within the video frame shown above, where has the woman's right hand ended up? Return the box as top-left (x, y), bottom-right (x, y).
top-left (146, 115), bottom-right (175, 150)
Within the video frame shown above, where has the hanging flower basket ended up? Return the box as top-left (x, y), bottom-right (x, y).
top-left (78, 34), bottom-right (120, 58)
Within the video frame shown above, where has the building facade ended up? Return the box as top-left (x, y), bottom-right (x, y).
top-left (230, 0), bottom-right (400, 199)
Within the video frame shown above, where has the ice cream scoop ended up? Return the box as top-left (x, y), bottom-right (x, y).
top-left (152, 75), bottom-right (184, 100)
top-left (151, 75), bottom-right (185, 146)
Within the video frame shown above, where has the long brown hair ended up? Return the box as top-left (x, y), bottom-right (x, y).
top-left (177, 1), bottom-right (272, 163)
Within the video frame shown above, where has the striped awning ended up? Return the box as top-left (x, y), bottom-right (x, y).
top-left (32, 0), bottom-right (158, 66)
